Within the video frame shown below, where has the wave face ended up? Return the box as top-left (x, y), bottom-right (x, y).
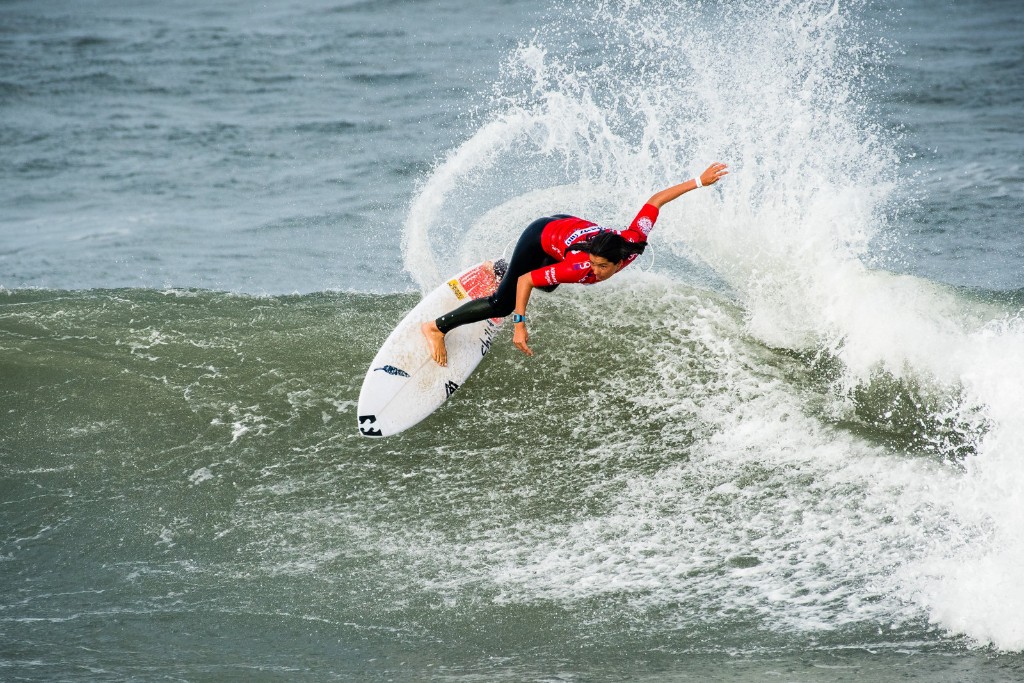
top-left (400, 0), bottom-right (1024, 652)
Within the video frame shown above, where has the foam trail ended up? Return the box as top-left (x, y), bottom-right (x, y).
top-left (663, 2), bottom-right (1024, 649)
top-left (901, 317), bottom-right (1024, 650)
top-left (674, 1), bottom-right (1024, 645)
top-left (403, 111), bottom-right (535, 290)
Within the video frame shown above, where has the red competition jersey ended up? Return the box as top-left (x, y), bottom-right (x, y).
top-left (530, 203), bottom-right (659, 287)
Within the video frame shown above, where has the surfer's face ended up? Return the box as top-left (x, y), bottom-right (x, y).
top-left (589, 255), bottom-right (621, 281)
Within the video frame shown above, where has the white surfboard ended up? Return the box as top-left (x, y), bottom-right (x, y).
top-left (356, 259), bottom-right (506, 437)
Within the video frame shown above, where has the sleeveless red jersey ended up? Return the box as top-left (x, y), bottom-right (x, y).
top-left (529, 203), bottom-right (659, 287)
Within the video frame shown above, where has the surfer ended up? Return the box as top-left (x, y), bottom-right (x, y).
top-left (422, 162), bottom-right (729, 366)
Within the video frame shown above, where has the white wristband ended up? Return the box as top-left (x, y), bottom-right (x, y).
top-left (694, 175), bottom-right (703, 188)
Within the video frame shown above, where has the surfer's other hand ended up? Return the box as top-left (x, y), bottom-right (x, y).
top-left (513, 323), bottom-right (533, 357)
top-left (699, 162), bottom-right (729, 186)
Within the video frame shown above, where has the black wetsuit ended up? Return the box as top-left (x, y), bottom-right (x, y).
top-left (434, 215), bottom-right (569, 334)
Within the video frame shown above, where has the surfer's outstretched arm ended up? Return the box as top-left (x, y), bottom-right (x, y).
top-left (647, 162), bottom-right (729, 208)
top-left (512, 273), bottom-right (534, 357)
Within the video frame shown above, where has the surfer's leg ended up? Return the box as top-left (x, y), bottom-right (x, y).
top-left (435, 217), bottom-right (553, 332)
top-left (424, 217), bottom-right (556, 366)
top-left (424, 298), bottom-right (499, 366)
top-left (481, 217), bottom-right (558, 315)
top-left (434, 298), bottom-right (499, 333)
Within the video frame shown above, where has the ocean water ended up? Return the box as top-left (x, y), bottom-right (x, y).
top-left (2, 0), bottom-right (1023, 681)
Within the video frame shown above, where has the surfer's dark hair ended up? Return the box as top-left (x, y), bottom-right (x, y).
top-left (566, 231), bottom-right (647, 264)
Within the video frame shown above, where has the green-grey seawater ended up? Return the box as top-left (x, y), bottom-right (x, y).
top-left (4, 286), bottom-right (1023, 680)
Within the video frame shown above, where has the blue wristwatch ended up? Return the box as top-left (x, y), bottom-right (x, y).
top-left (511, 313), bottom-right (526, 323)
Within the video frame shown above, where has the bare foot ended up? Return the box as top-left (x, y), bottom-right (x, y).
top-left (421, 321), bottom-right (447, 367)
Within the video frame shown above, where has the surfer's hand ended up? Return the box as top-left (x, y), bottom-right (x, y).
top-left (699, 162), bottom-right (729, 186)
top-left (513, 323), bottom-right (533, 357)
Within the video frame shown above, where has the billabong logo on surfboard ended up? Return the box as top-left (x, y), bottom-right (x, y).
top-left (374, 365), bottom-right (410, 378)
top-left (444, 380), bottom-right (460, 397)
top-left (358, 415), bottom-right (383, 437)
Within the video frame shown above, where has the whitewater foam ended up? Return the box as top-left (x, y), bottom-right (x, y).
top-left (399, 0), bottom-right (1024, 650)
